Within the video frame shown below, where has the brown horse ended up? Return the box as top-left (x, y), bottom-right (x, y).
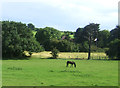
top-left (66, 61), bottom-right (76, 68)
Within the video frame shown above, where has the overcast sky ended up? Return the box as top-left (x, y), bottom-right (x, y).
top-left (1, 0), bottom-right (119, 31)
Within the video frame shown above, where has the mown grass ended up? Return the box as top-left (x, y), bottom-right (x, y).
top-left (2, 59), bottom-right (118, 86)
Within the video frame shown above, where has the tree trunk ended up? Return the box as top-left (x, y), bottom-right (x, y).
top-left (88, 36), bottom-right (91, 60)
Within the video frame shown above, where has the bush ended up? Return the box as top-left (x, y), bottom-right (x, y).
top-left (50, 48), bottom-right (59, 59)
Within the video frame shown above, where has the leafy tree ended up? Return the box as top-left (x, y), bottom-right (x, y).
top-left (78, 41), bottom-right (89, 52)
top-left (50, 48), bottom-right (59, 59)
top-left (35, 27), bottom-right (62, 50)
top-left (2, 21), bottom-right (44, 59)
top-left (75, 23), bottom-right (100, 59)
top-left (106, 39), bottom-right (120, 59)
top-left (48, 39), bottom-right (59, 50)
top-left (105, 26), bottom-right (120, 59)
top-left (97, 30), bottom-right (110, 48)
top-left (83, 23), bottom-right (100, 59)
top-left (61, 34), bottom-right (71, 41)
top-left (108, 25), bottom-right (120, 41)
top-left (57, 40), bottom-right (79, 52)
top-left (74, 27), bottom-right (84, 43)
top-left (27, 23), bottom-right (35, 30)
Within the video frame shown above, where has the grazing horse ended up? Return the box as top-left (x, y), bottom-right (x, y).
top-left (66, 61), bottom-right (76, 68)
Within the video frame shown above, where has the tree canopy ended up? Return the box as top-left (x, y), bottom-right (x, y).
top-left (2, 20), bottom-right (119, 60)
top-left (105, 26), bottom-right (120, 59)
top-left (2, 21), bottom-right (44, 58)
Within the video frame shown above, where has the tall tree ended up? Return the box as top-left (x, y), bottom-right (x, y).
top-left (83, 23), bottom-right (100, 60)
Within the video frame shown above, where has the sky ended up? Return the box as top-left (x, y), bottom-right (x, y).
top-left (1, 0), bottom-right (119, 31)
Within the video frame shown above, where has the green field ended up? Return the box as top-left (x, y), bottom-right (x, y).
top-left (2, 59), bottom-right (118, 86)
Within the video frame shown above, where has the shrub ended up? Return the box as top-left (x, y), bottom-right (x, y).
top-left (50, 48), bottom-right (59, 59)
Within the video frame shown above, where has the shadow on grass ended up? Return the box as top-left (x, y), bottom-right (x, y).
top-left (2, 57), bottom-right (30, 60)
top-left (2, 56), bottom-right (120, 61)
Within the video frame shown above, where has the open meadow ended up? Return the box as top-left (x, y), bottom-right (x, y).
top-left (2, 52), bottom-right (118, 86)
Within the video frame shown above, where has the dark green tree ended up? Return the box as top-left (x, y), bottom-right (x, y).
top-left (105, 26), bottom-right (120, 59)
top-left (27, 23), bottom-right (35, 30)
top-left (109, 25), bottom-right (120, 41)
top-left (74, 27), bottom-right (84, 43)
top-left (57, 40), bottom-right (79, 52)
top-left (35, 27), bottom-right (62, 50)
top-left (75, 23), bottom-right (100, 58)
top-left (97, 30), bottom-right (110, 48)
top-left (83, 23), bottom-right (100, 60)
top-left (2, 21), bottom-right (44, 59)
top-left (106, 39), bottom-right (120, 59)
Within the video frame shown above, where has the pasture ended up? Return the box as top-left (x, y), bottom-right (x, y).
top-left (2, 59), bottom-right (118, 86)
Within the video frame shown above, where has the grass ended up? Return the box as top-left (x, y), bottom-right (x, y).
top-left (2, 59), bottom-right (118, 86)
top-left (32, 51), bottom-right (108, 59)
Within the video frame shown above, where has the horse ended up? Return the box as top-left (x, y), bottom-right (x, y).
top-left (66, 61), bottom-right (76, 68)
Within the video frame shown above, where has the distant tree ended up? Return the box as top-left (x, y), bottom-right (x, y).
top-left (27, 23), bottom-right (35, 30)
top-left (83, 23), bottom-right (100, 60)
top-left (105, 26), bottom-right (120, 59)
top-left (57, 40), bottom-right (79, 52)
top-left (61, 31), bottom-right (75, 41)
top-left (75, 23), bottom-right (100, 59)
top-left (61, 35), bottom-right (71, 41)
top-left (97, 30), bottom-right (110, 48)
top-left (74, 27), bottom-right (84, 43)
top-left (2, 21), bottom-right (44, 59)
top-left (42, 39), bottom-right (59, 51)
top-left (35, 27), bottom-right (62, 50)
top-left (49, 39), bottom-right (59, 50)
top-left (106, 39), bottom-right (120, 59)
top-left (108, 25), bottom-right (120, 41)
top-left (78, 41), bottom-right (89, 52)
top-left (50, 48), bottom-right (59, 59)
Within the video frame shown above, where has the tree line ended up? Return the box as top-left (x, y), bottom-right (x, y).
top-left (2, 21), bottom-right (120, 59)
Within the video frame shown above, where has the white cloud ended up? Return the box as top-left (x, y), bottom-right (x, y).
top-left (1, 0), bottom-right (119, 31)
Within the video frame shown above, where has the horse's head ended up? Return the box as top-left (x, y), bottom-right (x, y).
top-left (74, 62), bottom-right (76, 68)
